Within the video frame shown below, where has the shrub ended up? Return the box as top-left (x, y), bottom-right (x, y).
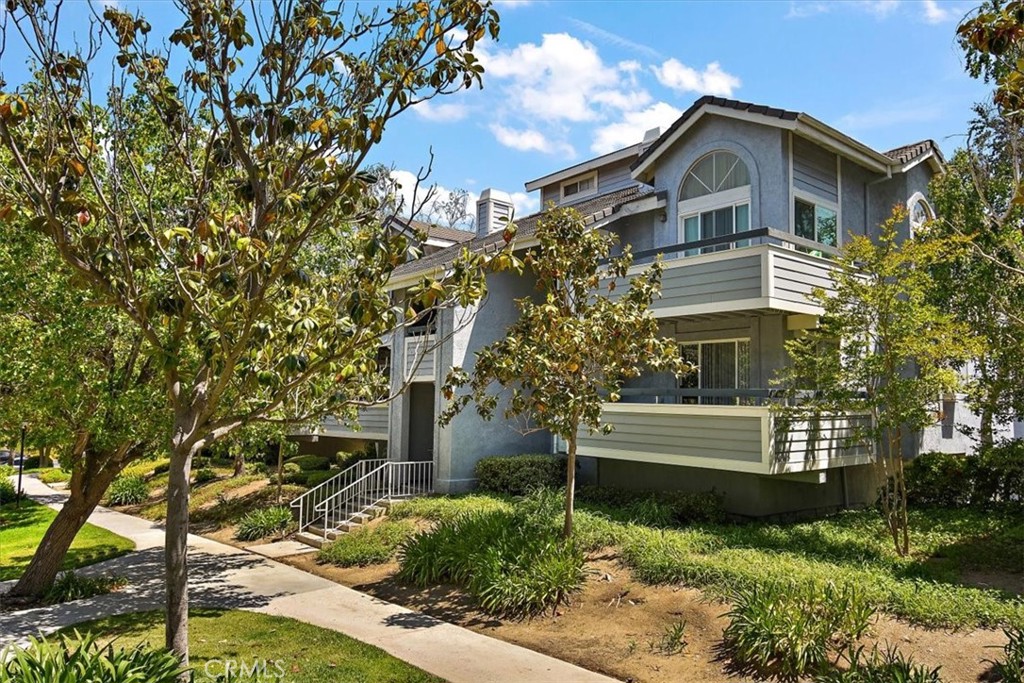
top-left (0, 632), bottom-right (185, 683)
top-left (249, 461), bottom-right (269, 476)
top-left (907, 442), bottom-right (1024, 509)
top-left (816, 643), bottom-right (942, 683)
top-left (0, 477), bottom-right (17, 504)
top-left (318, 520), bottom-right (416, 567)
top-left (39, 469), bottom-right (71, 484)
top-left (577, 485), bottom-right (725, 524)
top-left (722, 579), bottom-right (874, 681)
top-left (986, 626), bottom-right (1024, 683)
top-left (106, 475), bottom-right (149, 506)
top-left (193, 467), bottom-right (217, 484)
top-left (21, 456), bottom-right (41, 470)
top-left (287, 454), bottom-right (331, 471)
top-left (389, 494), bottom-right (513, 524)
top-left (398, 503), bottom-right (586, 618)
top-left (474, 454), bottom-right (565, 496)
top-left (152, 461), bottom-right (171, 475)
top-left (336, 447), bottom-right (381, 470)
top-left (44, 572), bottom-right (127, 604)
top-left (975, 440), bottom-right (1024, 505)
top-left (235, 506), bottom-right (294, 541)
top-left (0, 464), bottom-right (14, 477)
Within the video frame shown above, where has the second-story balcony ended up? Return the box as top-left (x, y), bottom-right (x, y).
top-left (607, 228), bottom-right (840, 318)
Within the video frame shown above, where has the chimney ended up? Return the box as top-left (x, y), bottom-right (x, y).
top-left (640, 127), bottom-right (661, 153)
top-left (476, 188), bottom-right (514, 238)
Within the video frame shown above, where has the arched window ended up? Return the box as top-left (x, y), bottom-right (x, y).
top-left (678, 151), bottom-right (751, 253)
top-left (907, 193), bottom-right (933, 237)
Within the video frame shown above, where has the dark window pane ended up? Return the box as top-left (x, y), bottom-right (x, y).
top-left (795, 199), bottom-right (815, 240)
top-left (816, 206), bottom-right (837, 246)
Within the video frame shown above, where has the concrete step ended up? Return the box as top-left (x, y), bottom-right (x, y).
top-left (294, 531), bottom-right (327, 549)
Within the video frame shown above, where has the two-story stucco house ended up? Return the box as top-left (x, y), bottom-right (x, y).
top-left (294, 96), bottom-right (997, 534)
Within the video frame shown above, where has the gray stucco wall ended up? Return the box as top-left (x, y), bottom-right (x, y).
top-left (435, 269), bottom-right (551, 492)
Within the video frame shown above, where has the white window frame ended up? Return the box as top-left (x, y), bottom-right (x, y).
top-left (678, 337), bottom-right (752, 405)
top-left (792, 190), bottom-right (840, 247)
top-left (906, 192), bottom-right (934, 238)
top-left (678, 186), bottom-right (752, 246)
top-left (560, 170), bottom-right (598, 201)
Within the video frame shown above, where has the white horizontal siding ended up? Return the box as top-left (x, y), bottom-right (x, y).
top-left (405, 334), bottom-right (436, 381)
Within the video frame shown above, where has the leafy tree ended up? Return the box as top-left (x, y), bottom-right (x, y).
top-left (927, 114), bottom-right (1024, 445)
top-left (440, 205), bottom-right (686, 538)
top-left (427, 186), bottom-right (474, 230)
top-left (777, 209), bottom-right (977, 556)
top-left (0, 226), bottom-right (165, 599)
top-left (959, 0), bottom-right (1024, 122)
top-left (0, 0), bottom-right (501, 667)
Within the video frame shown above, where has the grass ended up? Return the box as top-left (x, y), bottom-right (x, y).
top-left (318, 519), bottom-right (417, 567)
top-left (67, 609), bottom-right (443, 683)
top-left (385, 493), bottom-right (1024, 630)
top-left (137, 473), bottom-right (263, 521)
top-left (0, 500), bottom-right (135, 581)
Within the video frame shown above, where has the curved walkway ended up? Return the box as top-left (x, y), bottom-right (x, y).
top-left (1, 477), bottom-right (618, 683)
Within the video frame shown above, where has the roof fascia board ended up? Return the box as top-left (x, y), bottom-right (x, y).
top-left (898, 150), bottom-right (943, 174)
top-left (525, 144), bottom-right (640, 191)
top-left (631, 105), bottom-right (797, 181)
top-left (795, 116), bottom-right (891, 173)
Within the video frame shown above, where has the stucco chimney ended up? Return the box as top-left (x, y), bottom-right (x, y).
top-left (475, 188), bottom-right (514, 238)
top-left (640, 127), bottom-right (661, 153)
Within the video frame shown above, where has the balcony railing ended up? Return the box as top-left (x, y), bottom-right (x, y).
top-left (627, 227), bottom-right (839, 264)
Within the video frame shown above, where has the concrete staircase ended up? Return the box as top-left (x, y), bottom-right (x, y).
top-left (293, 499), bottom-right (392, 549)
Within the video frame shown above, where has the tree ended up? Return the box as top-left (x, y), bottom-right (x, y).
top-left (0, 0), bottom-right (502, 667)
top-left (0, 225), bottom-right (165, 599)
top-left (427, 186), bottom-right (474, 230)
top-left (927, 113), bottom-right (1024, 446)
top-left (777, 209), bottom-right (978, 556)
top-left (440, 205), bottom-right (686, 538)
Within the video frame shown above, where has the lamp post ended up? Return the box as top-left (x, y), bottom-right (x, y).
top-left (16, 422), bottom-right (26, 508)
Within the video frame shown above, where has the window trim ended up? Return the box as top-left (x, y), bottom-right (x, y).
top-left (906, 191), bottom-right (934, 238)
top-left (560, 170), bottom-right (598, 201)
top-left (678, 186), bottom-right (752, 251)
top-left (792, 190), bottom-right (840, 247)
top-left (678, 338), bottom-right (752, 405)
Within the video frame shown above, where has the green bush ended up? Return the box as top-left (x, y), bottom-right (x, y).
top-left (235, 506), bottom-right (294, 541)
top-left (0, 464), bottom-right (14, 478)
top-left (722, 580), bottom-right (874, 681)
top-left (336, 447), bottom-right (381, 470)
top-left (907, 442), bottom-right (1024, 509)
top-left (21, 456), bottom-right (41, 470)
top-left (193, 467), bottom-right (217, 484)
top-left (986, 626), bottom-right (1024, 683)
top-left (106, 475), bottom-right (149, 506)
top-left (38, 469), bottom-right (71, 484)
top-left (975, 440), bottom-right (1024, 505)
top-left (0, 632), bottom-right (185, 683)
top-left (0, 477), bottom-right (17, 504)
top-left (474, 454), bottom-right (565, 496)
top-left (318, 520), bottom-right (416, 567)
top-left (577, 485), bottom-right (725, 524)
top-left (287, 454), bottom-right (331, 471)
top-left (815, 644), bottom-right (942, 682)
top-left (45, 572), bottom-right (127, 604)
top-left (398, 492), bottom-right (586, 618)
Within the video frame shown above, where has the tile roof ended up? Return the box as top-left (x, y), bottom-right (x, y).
top-left (883, 139), bottom-right (944, 166)
top-left (389, 216), bottom-right (476, 244)
top-left (633, 96), bottom-right (800, 171)
top-left (391, 185), bottom-right (652, 280)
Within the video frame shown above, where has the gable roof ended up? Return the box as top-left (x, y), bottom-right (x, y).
top-left (631, 95), bottom-right (912, 180)
top-left (884, 139), bottom-right (945, 169)
top-left (389, 185), bottom-right (651, 285)
top-left (387, 216), bottom-right (475, 244)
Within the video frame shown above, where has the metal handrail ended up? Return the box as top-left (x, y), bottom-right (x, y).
top-left (315, 460), bottom-right (434, 537)
top-left (291, 458), bottom-right (387, 532)
top-left (625, 226), bottom-right (840, 263)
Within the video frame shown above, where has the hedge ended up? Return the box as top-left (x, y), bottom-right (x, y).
top-left (474, 454), bottom-right (566, 496)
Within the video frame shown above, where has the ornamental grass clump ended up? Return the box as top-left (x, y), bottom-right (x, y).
top-left (105, 474), bottom-right (149, 506)
top-left (722, 579), bottom-right (875, 682)
top-left (0, 632), bottom-right (185, 683)
top-left (397, 490), bottom-right (586, 618)
top-left (234, 506), bottom-right (294, 541)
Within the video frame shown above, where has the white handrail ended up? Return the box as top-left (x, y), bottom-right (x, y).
top-left (314, 461), bottom-right (434, 536)
top-left (291, 458), bottom-right (387, 532)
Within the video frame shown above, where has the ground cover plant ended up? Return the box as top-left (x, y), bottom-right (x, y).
top-left (816, 644), bottom-right (943, 683)
top-left (234, 506), bottom-right (295, 542)
top-left (0, 500), bottom-right (134, 581)
top-left (0, 632), bottom-right (185, 683)
top-left (318, 520), bottom-right (417, 567)
top-left (63, 609), bottom-right (443, 683)
top-left (388, 492), bottom-right (1023, 629)
top-left (44, 571), bottom-right (128, 604)
top-left (105, 474), bottom-right (149, 506)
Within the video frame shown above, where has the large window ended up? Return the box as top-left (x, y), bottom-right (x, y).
top-left (679, 339), bottom-right (751, 405)
top-left (907, 193), bottom-right (933, 237)
top-left (794, 196), bottom-right (837, 247)
top-left (679, 151), bottom-right (751, 255)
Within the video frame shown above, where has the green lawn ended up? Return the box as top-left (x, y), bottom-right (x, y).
top-left (70, 609), bottom-right (443, 683)
top-left (390, 494), bottom-right (1024, 630)
top-left (0, 500), bottom-right (135, 581)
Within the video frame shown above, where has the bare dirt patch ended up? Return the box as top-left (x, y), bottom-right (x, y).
top-left (278, 549), bottom-right (1010, 683)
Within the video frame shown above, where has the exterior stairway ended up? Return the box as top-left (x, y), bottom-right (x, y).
top-left (291, 459), bottom-right (433, 548)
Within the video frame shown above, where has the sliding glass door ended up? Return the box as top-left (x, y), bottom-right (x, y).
top-left (679, 340), bottom-right (750, 405)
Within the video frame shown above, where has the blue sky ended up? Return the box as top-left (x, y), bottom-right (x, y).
top-left (1, 0), bottom-right (989, 220)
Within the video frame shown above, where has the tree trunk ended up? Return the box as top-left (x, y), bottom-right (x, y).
top-left (7, 466), bottom-right (116, 598)
top-left (562, 436), bottom-right (577, 540)
top-left (276, 439), bottom-right (284, 505)
top-left (980, 403), bottom-right (995, 449)
top-left (233, 450), bottom-right (245, 477)
top-left (165, 440), bottom-right (194, 672)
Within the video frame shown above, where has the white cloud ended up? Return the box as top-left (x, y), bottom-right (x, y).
top-left (492, 0), bottom-right (534, 7)
top-left (859, 0), bottom-right (900, 18)
top-left (591, 102), bottom-right (682, 155)
top-left (489, 124), bottom-right (575, 157)
top-left (480, 33), bottom-right (624, 123)
top-left (921, 0), bottom-right (951, 23)
top-left (652, 59), bottom-right (741, 97)
top-left (786, 1), bottom-right (830, 18)
top-left (509, 191), bottom-right (540, 217)
top-left (413, 100), bottom-right (470, 123)
top-left (566, 18), bottom-right (664, 60)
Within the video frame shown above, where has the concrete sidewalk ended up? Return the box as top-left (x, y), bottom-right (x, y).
top-left (2, 476), bottom-right (619, 683)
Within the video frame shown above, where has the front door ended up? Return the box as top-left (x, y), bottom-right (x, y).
top-left (407, 383), bottom-right (435, 462)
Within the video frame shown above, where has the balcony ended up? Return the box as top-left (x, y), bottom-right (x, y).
top-left (321, 405), bottom-right (390, 440)
top-left (607, 228), bottom-right (839, 318)
top-left (576, 389), bottom-right (871, 475)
